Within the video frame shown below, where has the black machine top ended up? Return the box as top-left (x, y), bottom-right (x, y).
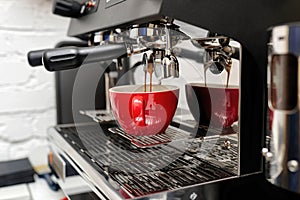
top-left (65, 0), bottom-right (300, 53)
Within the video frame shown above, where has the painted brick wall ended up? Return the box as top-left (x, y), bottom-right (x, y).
top-left (0, 0), bottom-right (70, 161)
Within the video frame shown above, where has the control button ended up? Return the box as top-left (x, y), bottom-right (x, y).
top-left (86, 0), bottom-right (96, 8)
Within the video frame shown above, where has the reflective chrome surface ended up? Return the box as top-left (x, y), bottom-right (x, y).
top-left (265, 23), bottom-right (300, 194)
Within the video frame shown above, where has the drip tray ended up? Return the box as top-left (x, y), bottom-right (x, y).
top-left (108, 126), bottom-right (192, 148)
top-left (111, 154), bottom-right (233, 197)
top-left (53, 123), bottom-right (238, 198)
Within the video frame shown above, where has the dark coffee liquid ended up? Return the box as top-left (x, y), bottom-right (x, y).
top-left (226, 70), bottom-right (230, 88)
top-left (225, 61), bottom-right (232, 88)
top-left (144, 61), bottom-right (154, 92)
top-left (144, 71), bottom-right (147, 92)
top-left (149, 71), bottom-right (153, 92)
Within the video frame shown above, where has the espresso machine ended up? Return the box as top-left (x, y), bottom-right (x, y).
top-left (27, 1), bottom-right (300, 199)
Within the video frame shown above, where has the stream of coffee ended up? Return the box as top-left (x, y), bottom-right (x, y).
top-left (226, 71), bottom-right (230, 88)
top-left (144, 71), bottom-right (147, 92)
top-left (204, 64), bottom-right (231, 88)
top-left (143, 70), bottom-right (153, 92)
top-left (144, 55), bottom-right (154, 92)
top-left (225, 60), bottom-right (232, 88)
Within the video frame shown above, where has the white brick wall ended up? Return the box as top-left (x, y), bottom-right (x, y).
top-left (0, 0), bottom-right (70, 161)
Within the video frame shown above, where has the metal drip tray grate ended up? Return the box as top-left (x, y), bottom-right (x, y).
top-left (80, 110), bottom-right (114, 122)
top-left (55, 123), bottom-right (238, 198)
top-left (80, 109), bottom-right (193, 148)
top-left (108, 126), bottom-right (192, 148)
top-left (111, 155), bottom-right (233, 197)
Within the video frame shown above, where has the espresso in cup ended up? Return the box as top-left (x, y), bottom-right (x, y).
top-left (185, 83), bottom-right (239, 129)
top-left (109, 85), bottom-right (179, 136)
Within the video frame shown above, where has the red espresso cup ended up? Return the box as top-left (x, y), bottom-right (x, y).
top-left (109, 85), bottom-right (179, 136)
top-left (185, 83), bottom-right (239, 129)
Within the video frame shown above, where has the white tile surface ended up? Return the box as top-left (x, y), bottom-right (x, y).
top-left (0, 184), bottom-right (30, 200)
top-left (0, 0), bottom-right (70, 161)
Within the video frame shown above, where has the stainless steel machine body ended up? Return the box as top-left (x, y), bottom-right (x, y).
top-left (27, 1), bottom-right (300, 199)
top-left (265, 23), bottom-right (300, 194)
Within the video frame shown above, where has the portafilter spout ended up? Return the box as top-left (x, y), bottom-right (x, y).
top-left (157, 25), bottom-right (180, 80)
top-left (191, 35), bottom-right (239, 75)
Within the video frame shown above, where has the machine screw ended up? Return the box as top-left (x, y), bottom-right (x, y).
top-left (223, 139), bottom-right (231, 149)
top-left (190, 192), bottom-right (198, 200)
top-left (262, 148), bottom-right (273, 161)
top-left (287, 160), bottom-right (299, 173)
top-left (261, 148), bottom-right (268, 155)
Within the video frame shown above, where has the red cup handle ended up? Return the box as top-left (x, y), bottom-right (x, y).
top-left (131, 96), bottom-right (146, 126)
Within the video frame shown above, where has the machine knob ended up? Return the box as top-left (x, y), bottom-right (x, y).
top-left (53, 0), bottom-right (82, 18)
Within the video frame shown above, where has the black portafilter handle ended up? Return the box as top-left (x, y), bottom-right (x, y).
top-left (27, 44), bottom-right (127, 71)
top-left (27, 40), bottom-right (88, 67)
top-left (27, 49), bottom-right (48, 67)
